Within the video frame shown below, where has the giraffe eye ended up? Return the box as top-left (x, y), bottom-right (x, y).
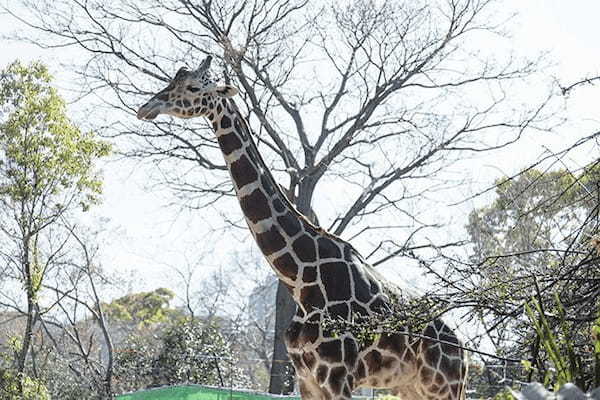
top-left (186, 86), bottom-right (202, 93)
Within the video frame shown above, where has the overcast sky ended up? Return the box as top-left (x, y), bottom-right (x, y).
top-left (0, 0), bottom-right (598, 300)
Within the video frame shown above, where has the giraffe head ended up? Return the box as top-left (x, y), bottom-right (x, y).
top-left (137, 56), bottom-right (238, 120)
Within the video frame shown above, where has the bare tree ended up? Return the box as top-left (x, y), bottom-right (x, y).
top-left (38, 224), bottom-right (116, 398)
top-left (559, 76), bottom-right (600, 96)
top-left (3, 0), bottom-right (553, 391)
top-left (0, 217), bottom-right (118, 398)
top-left (171, 252), bottom-right (279, 390)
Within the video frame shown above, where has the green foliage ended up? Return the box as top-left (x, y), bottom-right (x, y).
top-left (7, 335), bottom-right (22, 355)
top-left (466, 169), bottom-right (584, 317)
top-left (0, 369), bottom-right (50, 400)
top-left (464, 166), bottom-right (600, 392)
top-left (153, 318), bottom-right (248, 387)
top-left (525, 296), bottom-right (572, 388)
top-left (113, 318), bottom-right (249, 393)
top-left (492, 389), bottom-right (516, 400)
top-left (593, 314), bottom-right (600, 354)
top-left (524, 295), bottom-right (600, 390)
top-left (114, 334), bottom-right (159, 393)
top-left (322, 288), bottom-right (441, 349)
top-left (0, 58), bottom-right (110, 319)
top-left (0, 60), bottom-right (111, 212)
top-left (468, 169), bottom-right (592, 271)
top-left (594, 312), bottom-right (600, 384)
top-left (0, 337), bottom-right (50, 400)
top-left (104, 288), bottom-right (181, 327)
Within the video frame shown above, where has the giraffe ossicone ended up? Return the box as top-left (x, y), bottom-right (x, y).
top-left (138, 56), bottom-right (467, 400)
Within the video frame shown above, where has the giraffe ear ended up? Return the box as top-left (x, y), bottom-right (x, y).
top-left (212, 85), bottom-right (238, 98)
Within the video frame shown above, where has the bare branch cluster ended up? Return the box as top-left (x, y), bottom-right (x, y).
top-left (3, 0), bottom-right (549, 241)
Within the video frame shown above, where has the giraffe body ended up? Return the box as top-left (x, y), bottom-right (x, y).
top-left (137, 56), bottom-right (467, 400)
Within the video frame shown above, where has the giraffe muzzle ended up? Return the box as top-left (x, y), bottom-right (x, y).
top-left (136, 102), bottom-right (161, 120)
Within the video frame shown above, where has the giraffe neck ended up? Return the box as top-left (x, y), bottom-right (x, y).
top-left (207, 96), bottom-right (321, 296)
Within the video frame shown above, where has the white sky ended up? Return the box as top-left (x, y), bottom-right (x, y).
top-left (0, 0), bottom-right (599, 301)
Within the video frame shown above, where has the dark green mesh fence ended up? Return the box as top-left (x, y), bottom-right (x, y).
top-left (116, 385), bottom-right (302, 400)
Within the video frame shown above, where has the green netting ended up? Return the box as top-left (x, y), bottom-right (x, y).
top-left (116, 385), bottom-right (302, 400)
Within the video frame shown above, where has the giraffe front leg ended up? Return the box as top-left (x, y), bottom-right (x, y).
top-left (290, 350), bottom-right (332, 400)
top-left (296, 362), bottom-right (355, 400)
top-left (392, 384), bottom-right (423, 400)
top-left (310, 363), bottom-right (355, 400)
top-left (298, 376), bottom-right (330, 400)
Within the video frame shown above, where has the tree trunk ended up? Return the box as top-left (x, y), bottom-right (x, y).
top-left (268, 180), bottom-right (316, 394)
top-left (268, 283), bottom-right (296, 394)
top-left (15, 235), bottom-right (37, 396)
top-left (16, 298), bottom-right (35, 373)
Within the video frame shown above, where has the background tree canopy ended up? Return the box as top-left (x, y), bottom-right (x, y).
top-left (449, 164), bottom-right (600, 389)
top-left (103, 288), bottom-right (180, 326)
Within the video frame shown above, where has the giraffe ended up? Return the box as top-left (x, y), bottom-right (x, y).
top-left (137, 56), bottom-right (467, 400)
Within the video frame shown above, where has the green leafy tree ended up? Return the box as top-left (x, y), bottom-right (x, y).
top-left (103, 288), bottom-right (180, 327)
top-left (457, 165), bottom-right (600, 389)
top-left (0, 60), bottom-right (110, 395)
